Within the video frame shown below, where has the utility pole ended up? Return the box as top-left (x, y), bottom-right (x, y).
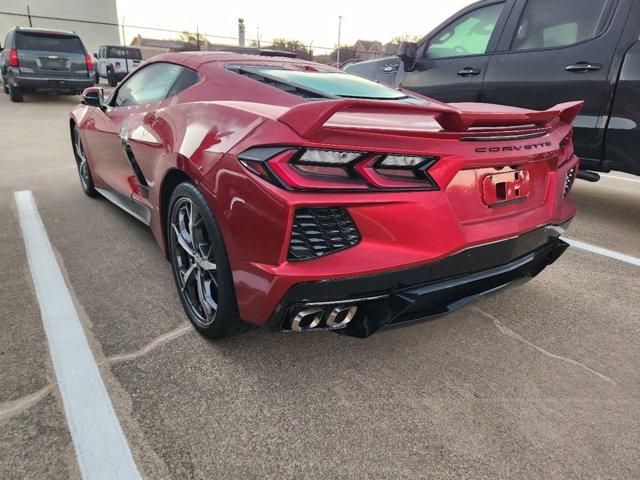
top-left (196, 26), bottom-right (200, 51)
top-left (337, 15), bottom-right (342, 64)
top-left (121, 19), bottom-right (128, 75)
top-left (26, 5), bottom-right (33, 27)
top-left (238, 18), bottom-right (245, 47)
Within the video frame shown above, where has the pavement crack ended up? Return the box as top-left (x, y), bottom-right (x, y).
top-left (105, 324), bottom-right (193, 365)
top-left (473, 306), bottom-right (616, 386)
top-left (0, 384), bottom-right (56, 422)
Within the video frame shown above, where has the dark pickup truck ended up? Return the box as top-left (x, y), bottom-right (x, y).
top-left (346, 0), bottom-right (640, 178)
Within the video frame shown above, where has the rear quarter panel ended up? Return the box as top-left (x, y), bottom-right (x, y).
top-left (132, 101), bottom-right (267, 257)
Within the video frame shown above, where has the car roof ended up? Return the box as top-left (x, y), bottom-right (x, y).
top-left (14, 26), bottom-right (78, 37)
top-left (148, 51), bottom-right (334, 71)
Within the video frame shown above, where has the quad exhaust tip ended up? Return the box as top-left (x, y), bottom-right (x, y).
top-left (290, 305), bottom-right (358, 332)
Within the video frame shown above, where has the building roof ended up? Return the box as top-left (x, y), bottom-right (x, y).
top-left (355, 40), bottom-right (383, 52)
top-left (132, 37), bottom-right (194, 51)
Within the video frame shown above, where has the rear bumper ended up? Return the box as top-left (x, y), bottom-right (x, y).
top-left (12, 75), bottom-right (93, 91)
top-left (266, 223), bottom-right (570, 338)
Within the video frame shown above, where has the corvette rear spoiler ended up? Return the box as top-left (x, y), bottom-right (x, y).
top-left (277, 99), bottom-right (584, 138)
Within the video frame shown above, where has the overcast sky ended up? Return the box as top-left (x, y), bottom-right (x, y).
top-left (115, 0), bottom-right (476, 52)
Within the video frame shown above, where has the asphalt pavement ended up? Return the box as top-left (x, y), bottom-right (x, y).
top-left (1, 88), bottom-right (639, 480)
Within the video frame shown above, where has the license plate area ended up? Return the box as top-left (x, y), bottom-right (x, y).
top-left (482, 170), bottom-right (530, 208)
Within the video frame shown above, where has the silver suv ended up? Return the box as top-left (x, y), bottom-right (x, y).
top-left (0, 27), bottom-right (94, 102)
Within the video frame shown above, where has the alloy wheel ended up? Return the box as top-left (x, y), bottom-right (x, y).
top-left (170, 198), bottom-right (219, 326)
top-left (73, 129), bottom-right (91, 190)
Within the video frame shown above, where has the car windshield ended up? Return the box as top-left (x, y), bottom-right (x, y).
top-left (247, 67), bottom-right (407, 100)
top-left (16, 32), bottom-right (84, 53)
top-left (107, 47), bottom-right (143, 60)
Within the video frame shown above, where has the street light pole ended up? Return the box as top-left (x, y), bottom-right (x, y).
top-left (337, 15), bottom-right (343, 65)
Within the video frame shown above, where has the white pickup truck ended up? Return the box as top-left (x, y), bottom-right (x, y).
top-left (94, 45), bottom-right (142, 86)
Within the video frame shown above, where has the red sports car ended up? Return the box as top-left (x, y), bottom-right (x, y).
top-left (70, 52), bottom-right (581, 339)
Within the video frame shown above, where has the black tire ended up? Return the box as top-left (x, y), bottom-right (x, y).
top-left (107, 69), bottom-right (117, 87)
top-left (168, 182), bottom-right (249, 339)
top-left (72, 126), bottom-right (98, 197)
top-left (9, 83), bottom-right (23, 102)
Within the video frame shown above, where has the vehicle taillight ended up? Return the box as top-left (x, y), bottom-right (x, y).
top-left (8, 48), bottom-right (19, 68)
top-left (237, 147), bottom-right (439, 191)
top-left (84, 53), bottom-right (93, 72)
top-left (559, 129), bottom-right (574, 159)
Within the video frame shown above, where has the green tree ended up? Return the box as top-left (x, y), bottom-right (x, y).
top-left (266, 38), bottom-right (313, 60)
top-left (390, 33), bottom-right (422, 44)
top-left (179, 31), bottom-right (207, 50)
top-left (330, 45), bottom-right (357, 63)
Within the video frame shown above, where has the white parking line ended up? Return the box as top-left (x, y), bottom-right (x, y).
top-left (14, 191), bottom-right (142, 480)
top-left (563, 237), bottom-right (640, 267)
top-left (599, 174), bottom-right (640, 185)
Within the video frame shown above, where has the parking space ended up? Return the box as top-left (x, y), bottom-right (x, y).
top-left (0, 92), bottom-right (639, 479)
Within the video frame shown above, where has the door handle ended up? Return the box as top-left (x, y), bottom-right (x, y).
top-left (457, 67), bottom-right (481, 77)
top-left (565, 62), bottom-right (602, 73)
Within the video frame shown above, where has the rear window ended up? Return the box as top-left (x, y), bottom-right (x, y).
top-left (106, 47), bottom-right (143, 60)
top-left (233, 66), bottom-right (407, 100)
top-left (16, 32), bottom-right (84, 53)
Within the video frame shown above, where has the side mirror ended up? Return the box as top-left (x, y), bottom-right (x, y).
top-left (398, 41), bottom-right (417, 72)
top-left (93, 52), bottom-right (98, 59)
top-left (81, 87), bottom-right (104, 108)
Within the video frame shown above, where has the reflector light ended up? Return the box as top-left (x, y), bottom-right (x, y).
top-left (298, 149), bottom-right (362, 164)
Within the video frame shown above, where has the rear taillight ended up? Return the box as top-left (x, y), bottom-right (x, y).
top-left (8, 48), bottom-right (19, 68)
top-left (238, 147), bottom-right (438, 191)
top-left (84, 53), bottom-right (93, 72)
top-left (559, 129), bottom-right (574, 159)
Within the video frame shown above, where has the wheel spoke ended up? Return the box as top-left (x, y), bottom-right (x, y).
top-left (196, 269), bottom-right (212, 316)
top-left (172, 223), bottom-right (196, 258)
top-left (75, 142), bottom-right (83, 161)
top-left (181, 263), bottom-right (197, 291)
top-left (187, 202), bottom-right (195, 244)
top-left (197, 258), bottom-right (217, 271)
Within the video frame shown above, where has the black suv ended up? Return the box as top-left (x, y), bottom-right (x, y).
top-left (1, 27), bottom-right (94, 102)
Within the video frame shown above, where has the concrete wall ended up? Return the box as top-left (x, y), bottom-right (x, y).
top-left (0, 0), bottom-right (120, 55)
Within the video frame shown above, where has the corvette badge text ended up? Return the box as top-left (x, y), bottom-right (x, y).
top-left (476, 141), bottom-right (553, 153)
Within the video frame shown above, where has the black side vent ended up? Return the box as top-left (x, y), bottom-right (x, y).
top-left (288, 207), bottom-right (361, 261)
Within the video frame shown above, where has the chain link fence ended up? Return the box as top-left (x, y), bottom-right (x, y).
top-left (0, 4), bottom-right (393, 65)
